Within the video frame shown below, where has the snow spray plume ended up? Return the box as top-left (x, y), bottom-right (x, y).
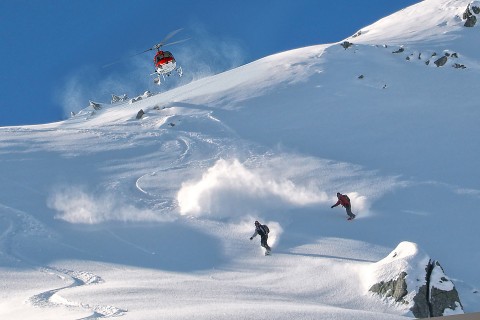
top-left (174, 24), bottom-right (246, 84)
top-left (57, 72), bottom-right (89, 118)
top-left (58, 58), bottom-right (153, 117)
top-left (176, 154), bottom-right (402, 219)
top-left (177, 158), bottom-right (329, 218)
top-left (48, 186), bottom-right (175, 224)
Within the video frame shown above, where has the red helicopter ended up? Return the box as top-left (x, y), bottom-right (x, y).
top-left (139, 29), bottom-right (187, 85)
top-left (105, 29), bottom-right (187, 85)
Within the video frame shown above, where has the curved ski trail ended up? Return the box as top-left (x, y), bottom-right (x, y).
top-left (28, 267), bottom-right (127, 319)
top-left (0, 204), bottom-right (126, 319)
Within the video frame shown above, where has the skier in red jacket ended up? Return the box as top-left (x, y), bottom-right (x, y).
top-left (331, 192), bottom-right (356, 220)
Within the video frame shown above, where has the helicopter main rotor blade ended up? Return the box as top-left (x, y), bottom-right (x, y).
top-left (102, 50), bottom-right (149, 68)
top-left (102, 29), bottom-right (186, 68)
top-left (103, 43), bottom-right (161, 68)
top-left (151, 28), bottom-right (184, 50)
top-left (102, 57), bottom-right (129, 68)
top-left (159, 28), bottom-right (183, 46)
top-left (162, 38), bottom-right (190, 47)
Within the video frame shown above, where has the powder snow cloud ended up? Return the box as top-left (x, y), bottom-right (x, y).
top-left (48, 186), bottom-right (175, 224)
top-left (176, 157), bottom-right (391, 218)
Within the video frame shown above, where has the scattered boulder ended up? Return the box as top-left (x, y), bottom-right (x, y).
top-left (130, 96), bottom-right (142, 104)
top-left (89, 101), bottom-right (102, 110)
top-left (130, 91), bottom-right (153, 104)
top-left (341, 41), bottom-right (353, 50)
top-left (463, 1), bottom-right (480, 27)
top-left (143, 90), bottom-right (153, 98)
top-left (434, 55), bottom-right (448, 67)
top-left (352, 30), bottom-right (362, 38)
top-left (367, 242), bottom-right (464, 318)
top-left (136, 109), bottom-right (145, 119)
top-left (392, 47), bottom-right (405, 54)
top-left (111, 94), bottom-right (128, 104)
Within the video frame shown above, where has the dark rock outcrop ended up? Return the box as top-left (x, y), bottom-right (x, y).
top-left (340, 41), bottom-right (353, 50)
top-left (411, 283), bottom-right (431, 318)
top-left (408, 260), bottom-right (463, 318)
top-left (463, 1), bottom-right (480, 27)
top-left (429, 261), bottom-right (463, 317)
top-left (368, 242), bottom-right (464, 318)
top-left (370, 271), bottom-right (408, 304)
top-left (89, 101), bottom-right (102, 110)
top-left (136, 109), bottom-right (145, 119)
top-left (434, 55), bottom-right (448, 67)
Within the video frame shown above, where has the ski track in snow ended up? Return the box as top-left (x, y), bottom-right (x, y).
top-left (0, 203), bottom-right (48, 264)
top-left (0, 203), bottom-right (127, 319)
top-left (0, 209), bottom-right (21, 265)
top-left (1, 109), bottom-right (233, 319)
top-left (134, 125), bottom-right (236, 204)
top-left (134, 135), bottom-right (192, 197)
top-left (28, 267), bottom-right (127, 319)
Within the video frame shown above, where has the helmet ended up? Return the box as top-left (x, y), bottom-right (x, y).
top-left (254, 220), bottom-right (260, 225)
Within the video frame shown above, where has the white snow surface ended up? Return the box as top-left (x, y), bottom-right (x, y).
top-left (1, 0), bottom-right (480, 319)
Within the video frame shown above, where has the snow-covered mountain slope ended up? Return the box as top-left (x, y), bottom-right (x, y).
top-left (351, 0), bottom-right (480, 46)
top-left (1, 0), bottom-right (479, 319)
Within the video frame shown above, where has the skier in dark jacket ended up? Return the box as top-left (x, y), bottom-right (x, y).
top-left (331, 192), bottom-right (356, 220)
top-left (250, 220), bottom-right (271, 255)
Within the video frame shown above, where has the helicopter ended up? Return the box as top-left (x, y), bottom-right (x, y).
top-left (105, 29), bottom-right (187, 85)
top-left (141, 29), bottom-right (188, 85)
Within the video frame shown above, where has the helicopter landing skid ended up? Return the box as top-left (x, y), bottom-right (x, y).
top-left (152, 67), bottom-right (183, 85)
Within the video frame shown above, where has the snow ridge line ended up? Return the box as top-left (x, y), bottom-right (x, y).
top-left (28, 267), bottom-right (127, 319)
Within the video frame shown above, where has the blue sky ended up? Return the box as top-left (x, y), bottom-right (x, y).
top-left (0, 0), bottom-right (419, 127)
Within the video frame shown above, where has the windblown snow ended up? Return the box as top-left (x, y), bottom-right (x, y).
top-left (0, 0), bottom-right (479, 319)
